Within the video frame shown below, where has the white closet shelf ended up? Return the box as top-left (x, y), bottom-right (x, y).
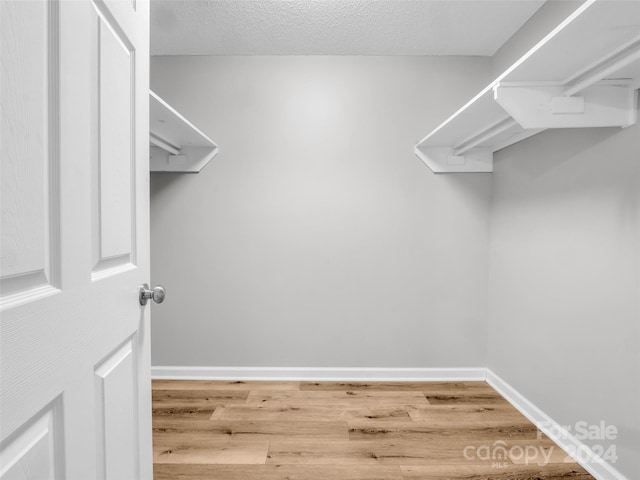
top-left (415, 0), bottom-right (640, 173)
top-left (149, 90), bottom-right (218, 173)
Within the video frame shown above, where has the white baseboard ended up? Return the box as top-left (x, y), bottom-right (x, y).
top-left (486, 369), bottom-right (628, 480)
top-left (151, 366), bottom-right (486, 382)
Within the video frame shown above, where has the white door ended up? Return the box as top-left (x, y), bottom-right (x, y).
top-left (1, 0), bottom-right (152, 479)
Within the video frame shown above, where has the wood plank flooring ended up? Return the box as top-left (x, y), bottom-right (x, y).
top-left (152, 380), bottom-right (594, 479)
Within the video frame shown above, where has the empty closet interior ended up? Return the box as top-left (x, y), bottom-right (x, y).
top-left (147, 2), bottom-right (640, 479)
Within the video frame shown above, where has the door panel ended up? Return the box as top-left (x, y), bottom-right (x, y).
top-left (0, 0), bottom-right (60, 305)
top-left (0, 400), bottom-right (64, 480)
top-left (0, 0), bottom-right (151, 478)
top-left (94, 5), bottom-right (134, 273)
top-left (94, 338), bottom-right (138, 480)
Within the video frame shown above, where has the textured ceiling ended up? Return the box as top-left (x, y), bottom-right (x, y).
top-left (150, 0), bottom-right (546, 56)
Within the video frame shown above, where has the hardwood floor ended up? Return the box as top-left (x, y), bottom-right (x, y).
top-left (152, 380), bottom-right (594, 479)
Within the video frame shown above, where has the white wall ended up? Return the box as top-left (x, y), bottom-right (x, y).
top-left (488, 111), bottom-right (640, 479)
top-left (149, 56), bottom-right (493, 368)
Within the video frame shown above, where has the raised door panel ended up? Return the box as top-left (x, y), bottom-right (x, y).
top-left (94, 338), bottom-right (139, 480)
top-left (92, 4), bottom-right (135, 278)
top-left (0, 400), bottom-right (64, 480)
top-left (0, 0), bottom-right (60, 307)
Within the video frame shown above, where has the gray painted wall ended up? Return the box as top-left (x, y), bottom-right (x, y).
top-left (150, 56), bottom-right (493, 368)
top-left (488, 112), bottom-right (640, 479)
top-left (486, 3), bottom-right (640, 477)
top-left (488, 1), bottom-right (640, 479)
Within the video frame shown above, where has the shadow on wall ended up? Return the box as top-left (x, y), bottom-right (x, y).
top-left (150, 172), bottom-right (185, 205)
top-left (437, 172), bottom-right (494, 208)
top-left (495, 91), bottom-right (640, 183)
top-left (493, 124), bottom-right (639, 207)
top-left (495, 126), bottom-right (623, 179)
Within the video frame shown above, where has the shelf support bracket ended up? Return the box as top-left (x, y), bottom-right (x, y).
top-left (150, 132), bottom-right (181, 155)
top-left (494, 82), bottom-right (638, 130)
top-left (414, 146), bottom-right (493, 174)
top-left (453, 117), bottom-right (518, 156)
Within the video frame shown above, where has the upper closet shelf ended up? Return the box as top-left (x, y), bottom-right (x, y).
top-left (149, 90), bottom-right (218, 173)
top-left (415, 0), bottom-right (640, 173)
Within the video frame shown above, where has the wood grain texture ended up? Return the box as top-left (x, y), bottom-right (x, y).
top-left (400, 464), bottom-right (594, 479)
top-left (425, 393), bottom-right (509, 405)
top-left (152, 389), bottom-right (249, 419)
top-left (153, 435), bottom-right (268, 464)
top-left (347, 421), bottom-right (539, 440)
top-left (152, 407), bottom-right (216, 420)
top-left (154, 464), bottom-right (404, 480)
top-left (246, 390), bottom-right (430, 406)
top-left (211, 405), bottom-right (416, 423)
top-left (152, 380), bottom-right (300, 391)
top-left (265, 439), bottom-right (505, 465)
top-left (152, 380), bottom-right (594, 479)
top-left (152, 389), bottom-right (249, 406)
top-left (154, 418), bottom-right (349, 440)
top-left (300, 381), bottom-right (496, 393)
top-left (407, 404), bottom-right (529, 424)
top-left (0, 0), bottom-right (49, 283)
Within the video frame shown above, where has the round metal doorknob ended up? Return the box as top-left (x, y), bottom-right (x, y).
top-left (139, 283), bottom-right (166, 306)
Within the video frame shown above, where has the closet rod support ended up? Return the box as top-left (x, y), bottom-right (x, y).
top-left (150, 133), bottom-right (181, 155)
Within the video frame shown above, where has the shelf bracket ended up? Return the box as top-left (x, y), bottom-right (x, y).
top-left (149, 90), bottom-right (219, 173)
top-left (150, 132), bottom-right (181, 155)
top-left (494, 82), bottom-right (638, 130)
top-left (414, 146), bottom-right (493, 174)
top-left (453, 117), bottom-right (518, 156)
top-left (150, 145), bottom-right (219, 173)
